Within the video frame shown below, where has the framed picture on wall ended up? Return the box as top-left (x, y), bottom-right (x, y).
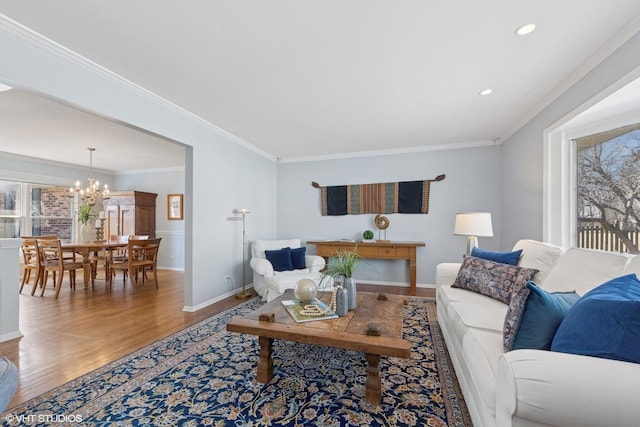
top-left (167, 194), bottom-right (183, 220)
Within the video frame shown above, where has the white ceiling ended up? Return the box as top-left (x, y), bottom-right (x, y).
top-left (1, 1), bottom-right (640, 172)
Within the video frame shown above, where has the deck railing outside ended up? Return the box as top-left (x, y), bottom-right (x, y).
top-left (578, 223), bottom-right (640, 254)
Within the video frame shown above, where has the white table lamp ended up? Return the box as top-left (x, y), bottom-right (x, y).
top-left (454, 212), bottom-right (493, 255)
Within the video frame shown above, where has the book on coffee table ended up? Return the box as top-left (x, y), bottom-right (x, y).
top-left (281, 299), bottom-right (338, 323)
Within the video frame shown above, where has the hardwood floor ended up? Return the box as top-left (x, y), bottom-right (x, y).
top-left (0, 270), bottom-right (434, 410)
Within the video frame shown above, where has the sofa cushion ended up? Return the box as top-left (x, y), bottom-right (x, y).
top-left (511, 239), bottom-right (563, 284)
top-left (541, 248), bottom-right (630, 295)
top-left (552, 274), bottom-right (640, 364)
top-left (437, 284), bottom-right (497, 311)
top-left (290, 246), bottom-right (307, 269)
top-left (462, 329), bottom-right (504, 416)
top-left (624, 254), bottom-right (640, 276)
top-left (503, 282), bottom-right (579, 351)
top-left (471, 247), bottom-right (522, 266)
top-left (452, 256), bottom-right (538, 304)
top-left (265, 247), bottom-right (293, 271)
top-left (448, 300), bottom-right (508, 334)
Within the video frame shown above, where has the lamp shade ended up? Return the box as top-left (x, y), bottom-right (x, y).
top-left (454, 212), bottom-right (493, 237)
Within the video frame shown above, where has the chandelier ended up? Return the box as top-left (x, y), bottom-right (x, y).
top-left (68, 147), bottom-right (111, 206)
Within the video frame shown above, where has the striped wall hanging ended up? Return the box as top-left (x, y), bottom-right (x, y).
top-left (312, 174), bottom-right (445, 216)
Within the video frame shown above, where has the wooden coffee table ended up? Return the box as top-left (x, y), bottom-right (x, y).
top-left (226, 291), bottom-right (411, 405)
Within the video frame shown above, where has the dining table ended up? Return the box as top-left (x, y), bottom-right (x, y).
top-left (60, 239), bottom-right (128, 290)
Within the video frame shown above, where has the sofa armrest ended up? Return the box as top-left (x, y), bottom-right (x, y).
top-left (496, 349), bottom-right (640, 427)
top-left (250, 258), bottom-right (274, 277)
top-left (436, 262), bottom-right (461, 287)
top-left (305, 255), bottom-right (325, 272)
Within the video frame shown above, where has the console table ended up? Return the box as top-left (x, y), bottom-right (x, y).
top-left (307, 240), bottom-right (426, 295)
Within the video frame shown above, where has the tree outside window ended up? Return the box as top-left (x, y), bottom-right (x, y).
top-left (576, 126), bottom-right (640, 253)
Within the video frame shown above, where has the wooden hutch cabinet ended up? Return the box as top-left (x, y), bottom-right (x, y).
top-left (104, 191), bottom-right (157, 238)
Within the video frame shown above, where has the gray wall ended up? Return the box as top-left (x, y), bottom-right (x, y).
top-left (501, 32), bottom-right (640, 249)
top-left (114, 167), bottom-right (185, 270)
top-left (277, 145), bottom-right (501, 285)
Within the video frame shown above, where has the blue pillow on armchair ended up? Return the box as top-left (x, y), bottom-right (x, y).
top-left (471, 247), bottom-right (523, 266)
top-left (290, 247), bottom-right (307, 270)
top-left (265, 247), bottom-right (293, 272)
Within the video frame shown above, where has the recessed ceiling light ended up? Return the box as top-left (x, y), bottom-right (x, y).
top-left (479, 89), bottom-right (493, 96)
top-left (515, 24), bottom-right (536, 36)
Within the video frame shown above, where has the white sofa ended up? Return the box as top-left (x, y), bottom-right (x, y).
top-left (436, 239), bottom-right (640, 427)
top-left (250, 239), bottom-right (329, 302)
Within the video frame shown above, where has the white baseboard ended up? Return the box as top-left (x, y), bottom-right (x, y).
top-left (182, 279), bottom-right (434, 312)
top-left (183, 284), bottom-right (256, 312)
top-left (157, 266), bottom-right (185, 272)
top-left (355, 279), bottom-right (435, 289)
top-left (0, 330), bottom-right (23, 343)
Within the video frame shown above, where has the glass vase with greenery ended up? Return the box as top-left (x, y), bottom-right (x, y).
top-left (76, 203), bottom-right (95, 226)
top-left (325, 248), bottom-right (360, 278)
top-left (324, 248), bottom-right (360, 310)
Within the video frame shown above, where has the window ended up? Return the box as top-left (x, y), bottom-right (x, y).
top-left (0, 182), bottom-right (21, 237)
top-left (30, 185), bottom-right (73, 239)
top-left (0, 181), bottom-right (73, 238)
top-left (575, 124), bottom-right (640, 254)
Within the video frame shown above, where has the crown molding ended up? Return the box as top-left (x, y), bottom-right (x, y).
top-left (276, 139), bottom-right (497, 164)
top-left (500, 14), bottom-right (640, 142)
top-left (114, 166), bottom-right (186, 176)
top-left (0, 14), bottom-right (276, 163)
top-left (0, 150), bottom-right (111, 175)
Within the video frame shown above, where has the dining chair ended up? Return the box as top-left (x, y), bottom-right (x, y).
top-left (89, 250), bottom-right (108, 286)
top-left (89, 237), bottom-right (126, 286)
top-left (20, 238), bottom-right (40, 294)
top-left (20, 235), bottom-right (59, 295)
top-left (36, 238), bottom-right (84, 298)
top-left (107, 235), bottom-right (131, 281)
top-left (108, 237), bottom-right (161, 290)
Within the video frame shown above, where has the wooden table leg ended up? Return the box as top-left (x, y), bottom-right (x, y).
top-left (80, 248), bottom-right (91, 290)
top-left (365, 353), bottom-right (381, 405)
top-left (408, 248), bottom-right (417, 296)
top-left (256, 336), bottom-right (274, 383)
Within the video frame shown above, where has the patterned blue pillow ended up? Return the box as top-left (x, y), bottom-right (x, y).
top-left (551, 274), bottom-right (640, 363)
top-left (503, 282), bottom-right (579, 351)
top-left (471, 247), bottom-right (523, 266)
top-left (265, 247), bottom-right (293, 272)
top-left (452, 256), bottom-right (538, 304)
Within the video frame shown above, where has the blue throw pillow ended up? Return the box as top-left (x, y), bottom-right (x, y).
top-left (290, 247), bottom-right (307, 270)
top-left (503, 282), bottom-right (579, 351)
top-left (551, 274), bottom-right (640, 364)
top-left (265, 247), bottom-right (293, 272)
top-left (471, 247), bottom-right (523, 266)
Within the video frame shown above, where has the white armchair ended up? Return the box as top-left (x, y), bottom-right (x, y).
top-left (250, 239), bottom-right (331, 301)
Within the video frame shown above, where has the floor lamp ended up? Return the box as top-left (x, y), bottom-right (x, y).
top-left (227, 208), bottom-right (251, 299)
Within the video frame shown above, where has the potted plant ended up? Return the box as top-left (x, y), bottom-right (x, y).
top-left (76, 204), bottom-right (96, 242)
top-left (76, 204), bottom-right (96, 225)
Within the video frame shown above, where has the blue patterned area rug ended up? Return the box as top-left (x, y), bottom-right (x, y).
top-left (2, 297), bottom-right (471, 426)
